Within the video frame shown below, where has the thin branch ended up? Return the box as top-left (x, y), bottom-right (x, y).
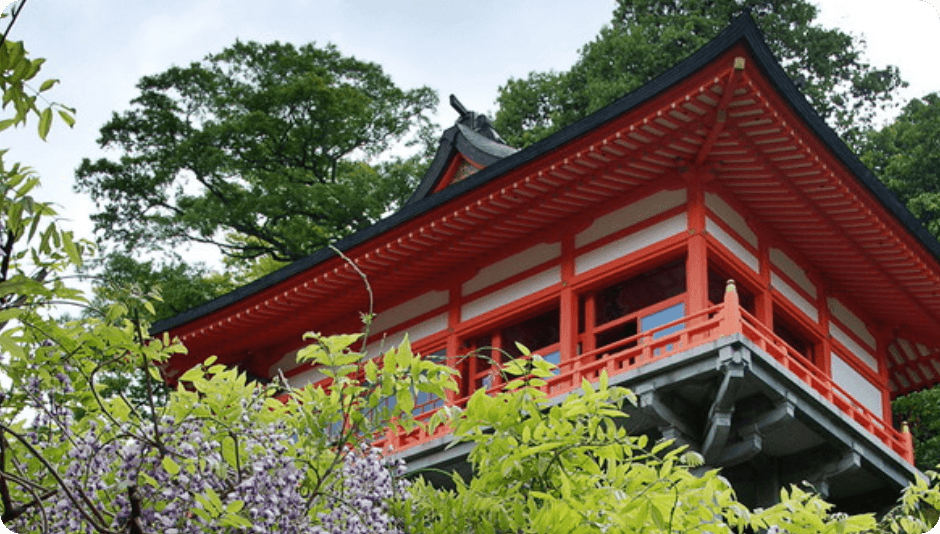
top-left (0, 0), bottom-right (27, 52)
top-left (327, 244), bottom-right (374, 352)
top-left (0, 425), bottom-right (116, 533)
top-left (132, 309), bottom-right (164, 455)
top-left (0, 433), bottom-right (13, 517)
top-left (0, 481), bottom-right (56, 524)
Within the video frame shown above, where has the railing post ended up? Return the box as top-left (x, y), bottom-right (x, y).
top-left (901, 421), bottom-right (915, 465)
top-left (385, 422), bottom-right (398, 452)
top-left (720, 279), bottom-right (742, 337)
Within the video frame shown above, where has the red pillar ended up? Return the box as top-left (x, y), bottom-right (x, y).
top-left (559, 234), bottom-right (577, 376)
top-left (686, 170), bottom-right (709, 320)
top-left (446, 285), bottom-right (461, 404)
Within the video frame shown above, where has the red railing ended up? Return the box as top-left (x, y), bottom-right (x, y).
top-left (738, 307), bottom-right (913, 462)
top-left (378, 283), bottom-right (915, 464)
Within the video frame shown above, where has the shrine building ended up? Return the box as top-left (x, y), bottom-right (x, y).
top-left (152, 14), bottom-right (940, 510)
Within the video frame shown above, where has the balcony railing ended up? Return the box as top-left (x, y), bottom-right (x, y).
top-left (376, 282), bottom-right (915, 465)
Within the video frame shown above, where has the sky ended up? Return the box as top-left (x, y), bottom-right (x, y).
top-left (2, 0), bottom-right (939, 262)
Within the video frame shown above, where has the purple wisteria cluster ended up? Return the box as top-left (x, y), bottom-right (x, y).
top-left (11, 366), bottom-right (413, 534)
top-left (312, 445), bottom-right (409, 534)
top-left (16, 396), bottom-right (312, 533)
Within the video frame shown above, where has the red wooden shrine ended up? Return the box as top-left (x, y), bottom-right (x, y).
top-left (153, 15), bottom-right (940, 508)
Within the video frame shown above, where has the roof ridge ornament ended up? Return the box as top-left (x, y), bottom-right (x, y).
top-left (450, 94), bottom-right (507, 144)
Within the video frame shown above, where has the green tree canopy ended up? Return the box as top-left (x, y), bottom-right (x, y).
top-left (76, 40), bottom-right (438, 263)
top-left (89, 252), bottom-right (236, 321)
top-left (860, 92), bottom-right (940, 237)
top-left (893, 384), bottom-right (940, 472)
top-left (494, 0), bottom-right (904, 149)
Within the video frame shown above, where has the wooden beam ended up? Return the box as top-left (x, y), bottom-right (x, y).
top-left (695, 58), bottom-right (746, 165)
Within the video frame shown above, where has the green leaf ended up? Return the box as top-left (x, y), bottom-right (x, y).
top-left (57, 109), bottom-right (75, 127)
top-left (225, 499), bottom-right (245, 514)
top-left (38, 78), bottom-right (58, 92)
top-left (397, 386), bottom-right (414, 415)
top-left (0, 333), bottom-right (25, 360)
top-left (161, 456), bottom-right (181, 476)
top-left (221, 437), bottom-right (238, 468)
top-left (38, 107), bottom-right (52, 140)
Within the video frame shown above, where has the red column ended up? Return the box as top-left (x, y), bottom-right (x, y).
top-left (873, 326), bottom-right (893, 423)
top-left (559, 234), bottom-right (577, 379)
top-left (446, 285), bottom-right (461, 404)
top-left (686, 170), bottom-right (708, 320)
top-left (817, 289), bottom-right (832, 378)
top-left (756, 238), bottom-right (773, 328)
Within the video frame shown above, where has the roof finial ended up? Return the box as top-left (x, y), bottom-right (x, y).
top-left (448, 94), bottom-right (507, 144)
top-left (450, 94), bottom-right (469, 120)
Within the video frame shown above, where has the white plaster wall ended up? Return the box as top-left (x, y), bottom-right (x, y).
top-left (575, 214), bottom-right (687, 275)
top-left (462, 242), bottom-right (561, 296)
top-left (830, 323), bottom-right (878, 371)
top-left (461, 266), bottom-right (561, 320)
top-left (770, 248), bottom-right (817, 299)
top-left (705, 192), bottom-right (758, 247)
top-left (831, 352), bottom-right (883, 416)
top-left (370, 290), bottom-right (449, 335)
top-left (365, 312), bottom-right (448, 359)
top-left (575, 188), bottom-right (686, 248)
top-left (827, 297), bottom-right (875, 350)
top-left (771, 272), bottom-right (818, 323)
top-left (707, 217), bottom-right (759, 273)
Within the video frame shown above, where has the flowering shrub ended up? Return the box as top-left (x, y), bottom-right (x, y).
top-left (2, 321), bottom-right (452, 533)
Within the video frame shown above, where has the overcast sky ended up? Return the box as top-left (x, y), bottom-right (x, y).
top-left (3, 0), bottom-right (939, 260)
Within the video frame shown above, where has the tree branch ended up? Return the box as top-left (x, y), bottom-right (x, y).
top-left (0, 0), bottom-right (27, 52)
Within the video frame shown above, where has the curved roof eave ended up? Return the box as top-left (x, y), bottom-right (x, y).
top-left (152, 12), bottom-right (940, 336)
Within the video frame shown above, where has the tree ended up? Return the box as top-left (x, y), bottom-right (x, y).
top-left (860, 92), bottom-right (940, 237)
top-left (75, 40), bottom-right (438, 264)
top-left (494, 0), bottom-right (904, 149)
top-left (0, 8), bottom-right (447, 529)
top-left (89, 252), bottom-right (237, 322)
top-left (893, 385), bottom-right (940, 472)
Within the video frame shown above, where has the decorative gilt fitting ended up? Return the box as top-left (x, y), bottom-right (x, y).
top-left (734, 57), bottom-right (746, 70)
top-left (725, 279), bottom-right (737, 293)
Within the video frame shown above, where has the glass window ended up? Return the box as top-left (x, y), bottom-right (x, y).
top-left (594, 258), bottom-right (686, 324)
top-left (461, 335), bottom-right (495, 395)
top-left (642, 302), bottom-right (685, 338)
top-left (412, 348), bottom-right (447, 416)
top-left (581, 256), bottom-right (687, 355)
top-left (460, 306), bottom-right (561, 394)
top-left (773, 311), bottom-right (816, 365)
top-left (502, 308), bottom-right (560, 359)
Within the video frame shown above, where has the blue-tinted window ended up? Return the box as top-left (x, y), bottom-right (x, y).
top-left (641, 302), bottom-right (685, 337)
